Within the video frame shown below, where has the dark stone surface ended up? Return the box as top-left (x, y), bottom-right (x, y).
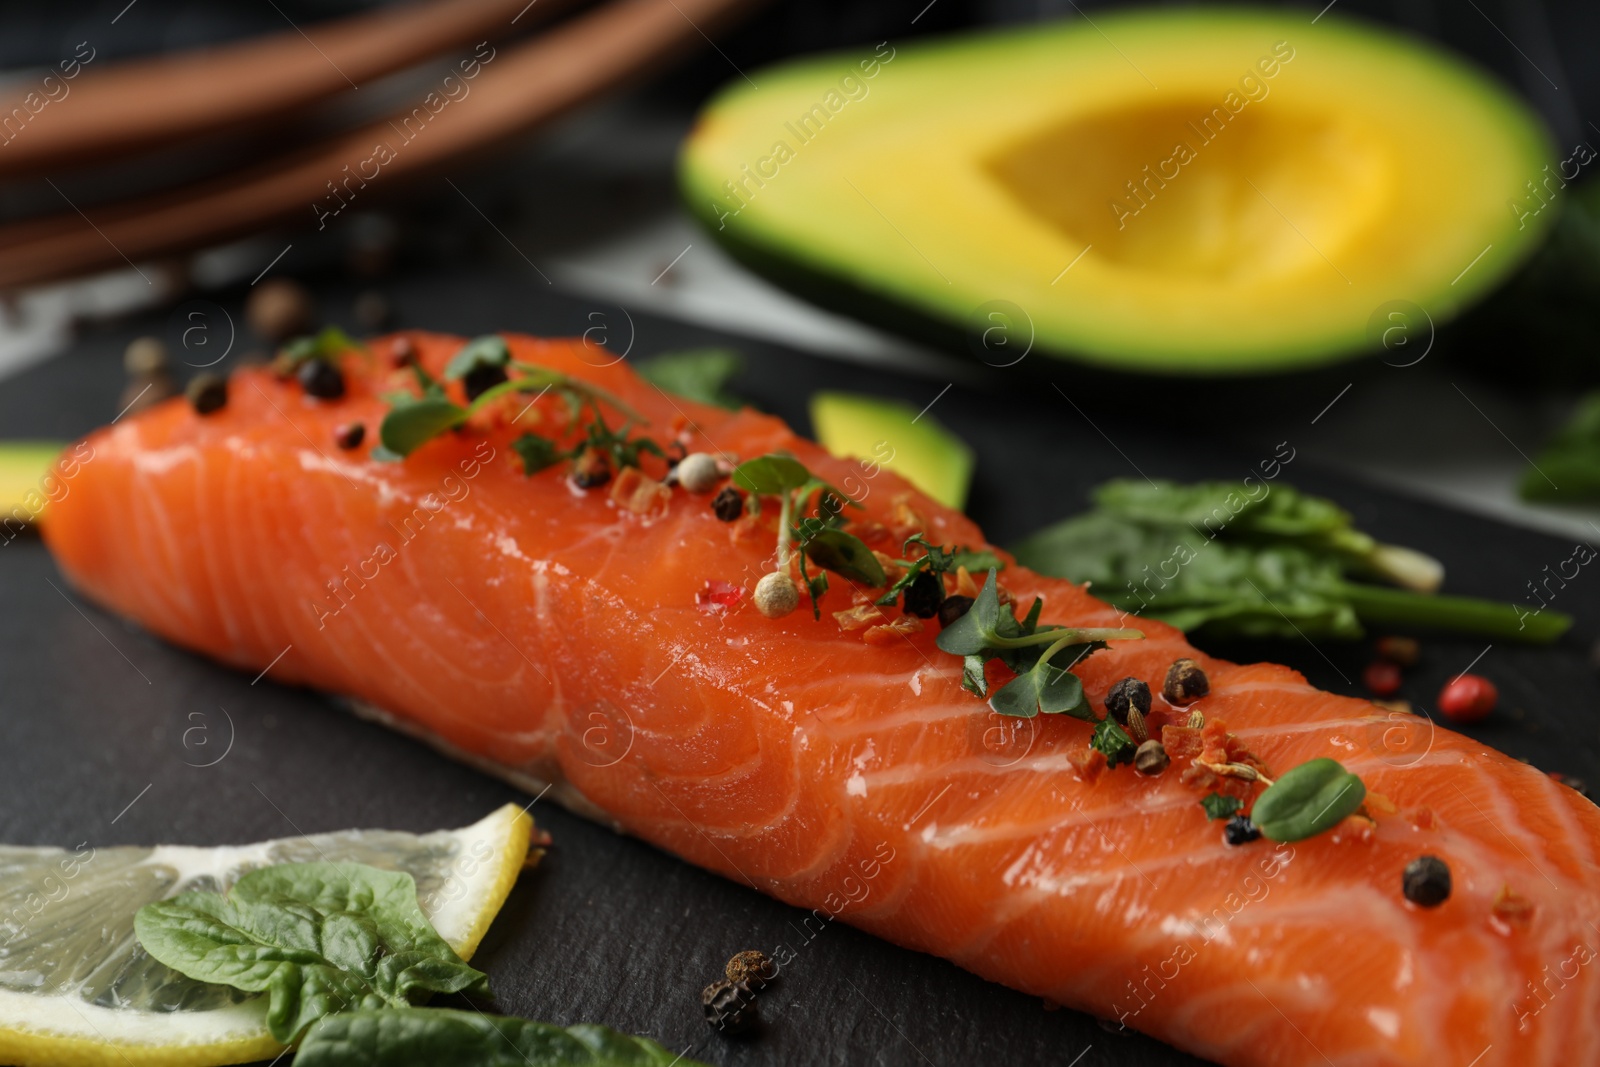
top-left (1, 267), bottom-right (1596, 1066)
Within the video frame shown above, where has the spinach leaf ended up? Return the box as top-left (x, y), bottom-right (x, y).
top-left (134, 863), bottom-right (488, 1044)
top-left (296, 1008), bottom-right (705, 1067)
top-left (1522, 392), bottom-right (1600, 502)
top-left (636, 349), bottom-right (745, 409)
top-left (1012, 488), bottom-right (1570, 644)
top-left (1249, 759), bottom-right (1366, 842)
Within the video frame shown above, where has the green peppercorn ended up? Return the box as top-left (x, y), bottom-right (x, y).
top-left (701, 979), bottom-right (757, 1034)
top-left (902, 571), bottom-right (944, 618)
top-left (1104, 677), bottom-right (1151, 726)
top-left (186, 373), bottom-right (228, 416)
top-left (1402, 855), bottom-right (1451, 907)
top-left (712, 486), bottom-right (743, 522)
top-left (1163, 658), bottom-right (1209, 705)
top-left (937, 595), bottom-right (974, 628)
top-left (297, 358), bottom-right (345, 400)
top-left (725, 949), bottom-right (775, 989)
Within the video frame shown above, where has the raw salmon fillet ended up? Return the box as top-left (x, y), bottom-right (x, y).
top-left (43, 333), bottom-right (1600, 1066)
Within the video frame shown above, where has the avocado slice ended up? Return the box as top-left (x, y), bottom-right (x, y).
top-left (810, 391), bottom-right (974, 510)
top-left (681, 10), bottom-right (1555, 375)
top-left (0, 441), bottom-right (66, 529)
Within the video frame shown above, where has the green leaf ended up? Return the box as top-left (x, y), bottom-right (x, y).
top-left (935, 569), bottom-right (1002, 656)
top-left (1200, 793), bottom-right (1242, 821)
top-left (443, 336), bottom-right (511, 381)
top-left (1090, 718), bottom-right (1136, 767)
top-left (277, 327), bottom-right (364, 372)
top-left (379, 397), bottom-right (467, 458)
top-left (961, 655), bottom-right (988, 697)
top-left (1250, 758), bottom-right (1366, 842)
top-left (636, 348), bottom-right (745, 409)
top-left (731, 454), bottom-right (811, 496)
top-left (1030, 657), bottom-right (1084, 716)
top-left (295, 1008), bottom-right (705, 1067)
top-left (802, 528), bottom-right (886, 586)
top-left (989, 669), bottom-right (1043, 718)
top-left (511, 434), bottom-right (563, 475)
top-left (134, 863), bottom-right (487, 1044)
top-left (949, 548), bottom-right (1003, 574)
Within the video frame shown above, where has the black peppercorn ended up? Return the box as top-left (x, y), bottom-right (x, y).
top-left (572, 448), bottom-right (611, 490)
top-left (1104, 677), bottom-right (1152, 726)
top-left (1163, 658), bottom-right (1210, 705)
top-left (1223, 815), bottom-right (1260, 846)
top-left (937, 595), bottom-right (974, 628)
top-left (297, 358), bottom-right (345, 400)
top-left (334, 422), bottom-right (365, 450)
top-left (711, 486), bottom-right (743, 522)
top-left (1402, 855), bottom-right (1452, 907)
top-left (902, 571), bottom-right (944, 618)
top-left (701, 979), bottom-right (757, 1034)
top-left (725, 949), bottom-right (776, 989)
top-left (186, 373), bottom-right (228, 415)
top-left (462, 362), bottom-right (508, 403)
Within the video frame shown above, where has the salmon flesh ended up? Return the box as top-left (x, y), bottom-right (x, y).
top-left (42, 333), bottom-right (1600, 1066)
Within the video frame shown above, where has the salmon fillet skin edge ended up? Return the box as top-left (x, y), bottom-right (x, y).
top-left (42, 332), bottom-right (1600, 1067)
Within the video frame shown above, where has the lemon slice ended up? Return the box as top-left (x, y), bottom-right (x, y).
top-left (0, 803), bottom-right (533, 1067)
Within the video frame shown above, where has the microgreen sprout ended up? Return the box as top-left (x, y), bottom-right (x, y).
top-left (936, 569), bottom-right (1143, 718)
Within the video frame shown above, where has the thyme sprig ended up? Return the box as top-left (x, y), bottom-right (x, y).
top-left (936, 569), bottom-right (1143, 718)
top-left (875, 535), bottom-right (1002, 607)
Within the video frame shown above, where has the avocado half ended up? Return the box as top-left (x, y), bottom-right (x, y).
top-left (680, 9), bottom-right (1557, 375)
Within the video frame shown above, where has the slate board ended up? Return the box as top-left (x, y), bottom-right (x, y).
top-left (2, 265), bottom-right (1597, 1067)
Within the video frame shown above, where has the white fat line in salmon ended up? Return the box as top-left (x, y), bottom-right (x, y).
top-left (1513, 938), bottom-right (1597, 1035)
top-left (310, 441), bottom-right (495, 629)
top-left (1105, 840), bottom-right (1295, 1033)
top-left (1, 441), bottom-right (95, 547)
top-left (768, 841), bottom-right (897, 975)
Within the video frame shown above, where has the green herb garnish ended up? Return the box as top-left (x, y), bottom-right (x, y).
top-left (1200, 793), bottom-right (1243, 821)
top-left (733, 453), bottom-right (880, 619)
top-left (1011, 478), bottom-right (1571, 644)
top-left (636, 348), bottom-right (745, 409)
top-left (875, 534), bottom-right (997, 608)
top-left (133, 862), bottom-right (488, 1044)
top-left (1090, 718), bottom-right (1137, 768)
top-left (377, 337), bottom-right (650, 462)
top-left (275, 326), bottom-right (365, 375)
top-left (296, 1008), bottom-right (707, 1066)
top-left (936, 569), bottom-right (1142, 718)
top-left (1522, 392), bottom-right (1600, 502)
top-left (1248, 758), bottom-right (1366, 842)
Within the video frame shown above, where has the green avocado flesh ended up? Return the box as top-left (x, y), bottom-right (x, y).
top-left (680, 9), bottom-right (1557, 375)
top-left (810, 391), bottom-right (974, 509)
